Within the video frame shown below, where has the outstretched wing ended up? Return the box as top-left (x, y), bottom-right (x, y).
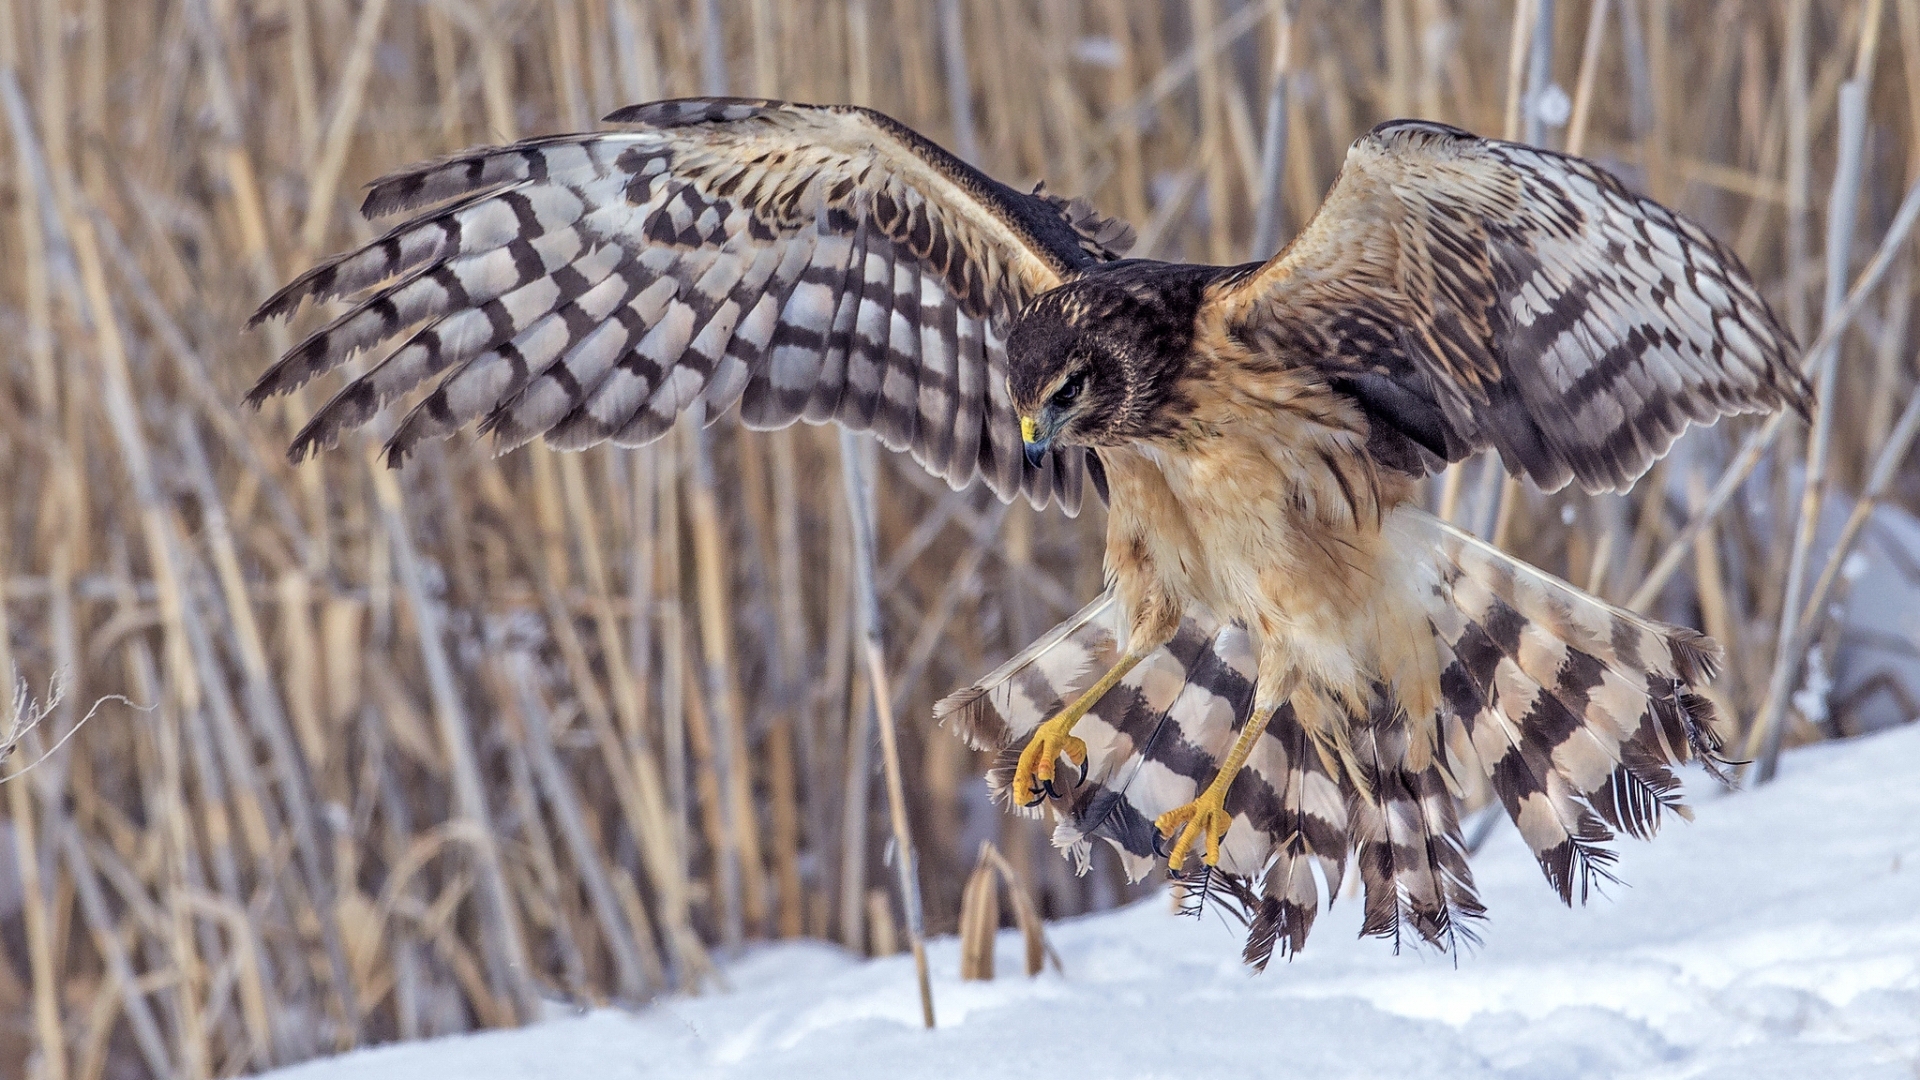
top-left (248, 98), bottom-right (1135, 511)
top-left (1213, 119), bottom-right (1805, 494)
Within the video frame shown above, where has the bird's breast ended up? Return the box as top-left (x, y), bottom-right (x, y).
top-left (1099, 420), bottom-right (1429, 692)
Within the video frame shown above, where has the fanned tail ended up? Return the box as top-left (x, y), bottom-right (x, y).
top-left (1420, 510), bottom-right (1725, 904)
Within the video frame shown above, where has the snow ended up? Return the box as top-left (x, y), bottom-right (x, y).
top-left (270, 726), bottom-right (1920, 1080)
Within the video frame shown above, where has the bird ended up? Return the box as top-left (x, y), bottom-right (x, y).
top-left (248, 98), bottom-right (1805, 966)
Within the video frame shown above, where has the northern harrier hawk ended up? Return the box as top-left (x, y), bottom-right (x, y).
top-left (250, 99), bottom-right (1803, 965)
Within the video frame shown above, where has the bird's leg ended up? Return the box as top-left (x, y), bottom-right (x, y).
top-left (1154, 701), bottom-right (1280, 870)
top-left (1010, 649), bottom-right (1149, 804)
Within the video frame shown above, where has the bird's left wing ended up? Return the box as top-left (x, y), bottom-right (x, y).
top-left (1211, 119), bottom-right (1805, 494)
top-left (248, 98), bottom-right (1134, 511)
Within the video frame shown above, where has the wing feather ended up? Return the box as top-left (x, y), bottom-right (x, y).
top-left (838, 231), bottom-right (899, 434)
top-left (250, 98), bottom-right (1135, 512)
top-left (1214, 119), bottom-right (1806, 494)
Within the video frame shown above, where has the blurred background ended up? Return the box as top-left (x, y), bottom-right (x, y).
top-left (3, 0), bottom-right (1919, 1076)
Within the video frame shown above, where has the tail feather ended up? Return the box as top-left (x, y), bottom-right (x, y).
top-left (1347, 693), bottom-right (1484, 953)
top-left (1433, 615), bottom-right (1618, 903)
top-left (1436, 584), bottom-right (1658, 890)
top-left (1241, 705), bottom-right (1350, 969)
top-left (1426, 512), bottom-right (1721, 902)
top-left (1437, 519), bottom-right (1720, 690)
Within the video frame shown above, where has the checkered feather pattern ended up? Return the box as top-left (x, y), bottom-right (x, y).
top-left (937, 508), bottom-right (1725, 969)
top-left (247, 98), bottom-right (1134, 510)
top-left (1219, 119), bottom-right (1808, 495)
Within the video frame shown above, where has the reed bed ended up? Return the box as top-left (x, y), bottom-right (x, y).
top-left (1, 1), bottom-right (1915, 1076)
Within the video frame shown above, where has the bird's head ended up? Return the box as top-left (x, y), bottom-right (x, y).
top-left (1005, 266), bottom-right (1210, 465)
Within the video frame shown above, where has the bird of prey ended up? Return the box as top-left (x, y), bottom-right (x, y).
top-left (249, 98), bottom-right (1804, 965)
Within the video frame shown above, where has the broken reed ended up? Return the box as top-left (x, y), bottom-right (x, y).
top-left (1, 1), bottom-right (1915, 1077)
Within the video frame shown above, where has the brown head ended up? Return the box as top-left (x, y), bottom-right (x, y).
top-left (1006, 262), bottom-right (1221, 465)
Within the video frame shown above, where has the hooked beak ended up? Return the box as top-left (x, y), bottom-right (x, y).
top-left (1020, 415), bottom-right (1050, 467)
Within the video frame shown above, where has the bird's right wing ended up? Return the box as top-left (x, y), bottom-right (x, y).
top-left (1211, 120), bottom-right (1804, 494)
top-left (249, 98), bottom-right (1135, 511)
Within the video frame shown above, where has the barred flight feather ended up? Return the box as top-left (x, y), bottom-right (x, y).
top-left (937, 508), bottom-right (1729, 967)
top-left (249, 98), bottom-right (1135, 512)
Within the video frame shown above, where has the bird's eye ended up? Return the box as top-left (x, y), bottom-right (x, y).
top-left (1051, 371), bottom-right (1086, 409)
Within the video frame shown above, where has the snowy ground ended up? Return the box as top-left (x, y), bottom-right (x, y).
top-left (272, 726), bottom-right (1920, 1080)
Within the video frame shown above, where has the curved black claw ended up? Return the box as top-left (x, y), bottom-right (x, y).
top-left (1040, 777), bottom-right (1062, 800)
top-left (1022, 786), bottom-right (1048, 809)
top-left (1151, 828), bottom-right (1171, 860)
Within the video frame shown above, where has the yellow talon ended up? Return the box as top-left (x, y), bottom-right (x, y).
top-left (1007, 649), bottom-right (1150, 806)
top-left (1011, 714), bottom-right (1088, 804)
top-left (1154, 699), bottom-right (1285, 870)
top-left (1155, 786), bottom-right (1234, 870)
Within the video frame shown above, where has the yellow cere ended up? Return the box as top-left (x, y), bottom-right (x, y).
top-left (1020, 416), bottom-right (1038, 444)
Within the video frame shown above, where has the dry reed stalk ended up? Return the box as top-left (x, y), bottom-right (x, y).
top-left (939, 0), bottom-right (982, 164)
top-left (554, 450), bottom-right (695, 975)
top-left (771, 424), bottom-right (830, 932)
top-left (865, 888), bottom-right (900, 957)
top-left (683, 423), bottom-right (758, 948)
top-left (1753, 75), bottom-right (1871, 782)
top-left (503, 654), bottom-right (656, 1001)
top-left (1502, 0), bottom-right (1537, 141)
top-left (1686, 470), bottom-right (1739, 702)
top-left (3, 641), bottom-right (64, 1080)
top-left (1097, 0), bottom-right (1270, 145)
top-left (1786, 0), bottom-right (1813, 341)
top-left (957, 846), bottom-right (1001, 980)
top-left (369, 451), bottom-right (539, 1022)
top-left (1102, 0), bottom-right (1150, 226)
top-left (501, 455), bottom-right (708, 986)
top-left (0, 48), bottom-right (67, 1077)
top-left (1190, 0), bottom-right (1236, 263)
top-left (297, 0), bottom-right (390, 255)
top-left (957, 839), bottom-right (1058, 982)
top-left (1249, 0), bottom-right (1294, 260)
top-left (840, 430), bottom-right (936, 1027)
top-left (837, 647), bottom-right (875, 951)
top-left (1787, 380), bottom-right (1920, 653)
top-left (853, 11), bottom-right (945, 982)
